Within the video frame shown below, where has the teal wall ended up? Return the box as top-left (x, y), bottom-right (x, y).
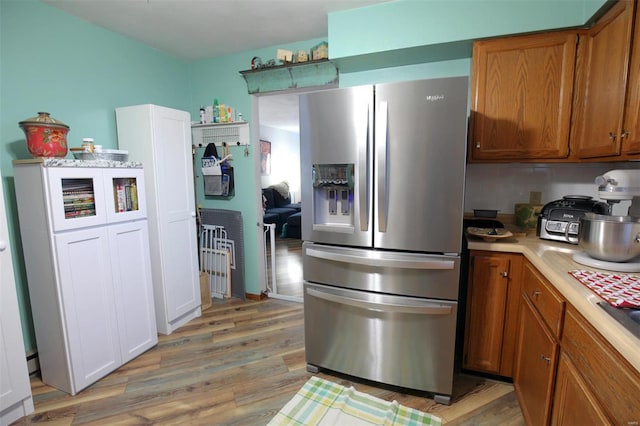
top-left (339, 58), bottom-right (472, 87)
top-left (1, 0), bottom-right (191, 351)
top-left (330, 0), bottom-right (608, 72)
top-left (1, 0), bottom-right (608, 354)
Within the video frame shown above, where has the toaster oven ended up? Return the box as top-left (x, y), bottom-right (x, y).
top-left (536, 196), bottom-right (610, 244)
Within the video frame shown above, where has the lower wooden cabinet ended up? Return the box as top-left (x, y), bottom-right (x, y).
top-left (513, 259), bottom-right (565, 425)
top-left (463, 251), bottom-right (522, 376)
top-left (463, 251), bottom-right (640, 425)
top-left (551, 352), bottom-right (609, 425)
top-left (514, 296), bottom-right (559, 426)
top-left (557, 306), bottom-right (640, 424)
top-left (511, 259), bottom-right (640, 425)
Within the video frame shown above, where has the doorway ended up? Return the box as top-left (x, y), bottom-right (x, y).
top-left (257, 92), bottom-right (303, 302)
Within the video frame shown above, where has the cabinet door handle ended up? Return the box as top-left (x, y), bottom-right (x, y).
top-left (609, 132), bottom-right (617, 142)
top-left (532, 290), bottom-right (541, 299)
top-left (540, 354), bottom-right (551, 366)
top-left (475, 142), bottom-right (481, 148)
top-left (621, 129), bottom-right (629, 139)
top-left (500, 271), bottom-right (508, 278)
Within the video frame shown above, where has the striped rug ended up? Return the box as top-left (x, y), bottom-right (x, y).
top-left (269, 376), bottom-right (442, 426)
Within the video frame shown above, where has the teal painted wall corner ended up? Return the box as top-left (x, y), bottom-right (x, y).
top-left (1, 0), bottom-right (191, 351)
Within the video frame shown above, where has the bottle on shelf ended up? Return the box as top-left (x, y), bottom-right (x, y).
top-left (213, 99), bottom-right (220, 123)
top-left (82, 138), bottom-right (95, 153)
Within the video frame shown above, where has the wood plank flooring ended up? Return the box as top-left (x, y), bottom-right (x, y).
top-left (13, 296), bottom-right (524, 425)
top-left (265, 236), bottom-right (303, 299)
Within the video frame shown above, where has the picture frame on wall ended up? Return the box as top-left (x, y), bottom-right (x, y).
top-left (260, 140), bottom-right (271, 175)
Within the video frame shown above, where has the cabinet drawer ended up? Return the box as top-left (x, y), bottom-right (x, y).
top-left (562, 307), bottom-right (640, 424)
top-left (522, 261), bottom-right (565, 337)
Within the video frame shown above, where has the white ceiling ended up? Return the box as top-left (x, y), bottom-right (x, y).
top-left (42, 0), bottom-right (386, 131)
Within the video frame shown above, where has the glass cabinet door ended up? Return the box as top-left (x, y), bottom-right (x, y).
top-left (46, 167), bottom-right (146, 231)
top-left (46, 168), bottom-right (107, 232)
top-left (102, 168), bottom-right (146, 223)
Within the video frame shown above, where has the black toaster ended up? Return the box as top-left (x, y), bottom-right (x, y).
top-left (536, 196), bottom-right (610, 244)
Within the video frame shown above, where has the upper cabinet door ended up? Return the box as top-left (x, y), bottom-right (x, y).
top-left (46, 167), bottom-right (108, 232)
top-left (102, 168), bottom-right (147, 223)
top-left (572, 0), bottom-right (634, 159)
top-left (469, 31), bottom-right (577, 162)
top-left (622, 1), bottom-right (640, 156)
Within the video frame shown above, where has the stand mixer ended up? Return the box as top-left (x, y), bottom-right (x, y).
top-left (572, 169), bottom-right (640, 272)
top-left (595, 169), bottom-right (640, 217)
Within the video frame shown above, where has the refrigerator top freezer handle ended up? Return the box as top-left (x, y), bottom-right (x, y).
top-left (377, 101), bottom-right (389, 233)
top-left (359, 103), bottom-right (371, 232)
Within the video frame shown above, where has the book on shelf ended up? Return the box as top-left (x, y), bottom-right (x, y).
top-left (115, 183), bottom-right (126, 213)
top-left (113, 179), bottom-right (139, 212)
top-left (129, 182), bottom-right (138, 211)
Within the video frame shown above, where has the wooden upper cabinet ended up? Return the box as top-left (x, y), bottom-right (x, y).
top-left (623, 0), bottom-right (640, 155)
top-left (469, 31), bottom-right (577, 162)
top-left (572, 0), bottom-right (636, 159)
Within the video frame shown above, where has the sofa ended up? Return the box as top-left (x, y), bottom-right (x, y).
top-left (262, 185), bottom-right (300, 237)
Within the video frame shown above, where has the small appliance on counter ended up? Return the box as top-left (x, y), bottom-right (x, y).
top-left (572, 169), bottom-right (640, 272)
top-left (536, 195), bottom-right (610, 244)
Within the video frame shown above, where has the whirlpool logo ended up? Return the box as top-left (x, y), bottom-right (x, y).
top-left (425, 94), bottom-right (445, 101)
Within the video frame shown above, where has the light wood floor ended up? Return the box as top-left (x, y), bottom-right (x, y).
top-left (14, 295), bottom-right (524, 425)
top-left (265, 236), bottom-right (303, 299)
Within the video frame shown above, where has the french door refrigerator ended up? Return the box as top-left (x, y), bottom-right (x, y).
top-left (300, 77), bottom-right (469, 404)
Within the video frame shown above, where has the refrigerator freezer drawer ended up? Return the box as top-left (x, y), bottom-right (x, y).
top-left (303, 242), bottom-right (460, 300)
top-left (304, 282), bottom-right (457, 397)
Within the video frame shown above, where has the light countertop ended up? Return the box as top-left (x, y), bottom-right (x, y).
top-left (467, 234), bottom-right (640, 373)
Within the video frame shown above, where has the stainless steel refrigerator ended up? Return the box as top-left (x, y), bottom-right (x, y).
top-left (300, 77), bottom-right (468, 404)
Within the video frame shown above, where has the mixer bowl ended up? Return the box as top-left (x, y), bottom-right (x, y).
top-left (578, 213), bottom-right (640, 262)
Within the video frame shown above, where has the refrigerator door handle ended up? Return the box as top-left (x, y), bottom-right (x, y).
top-left (306, 247), bottom-right (455, 270)
top-left (376, 100), bottom-right (388, 232)
top-left (307, 287), bottom-right (453, 315)
top-left (359, 103), bottom-right (370, 232)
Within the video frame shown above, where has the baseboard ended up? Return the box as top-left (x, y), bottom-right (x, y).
top-left (245, 292), bottom-right (267, 301)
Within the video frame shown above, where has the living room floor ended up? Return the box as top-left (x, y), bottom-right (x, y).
top-left (265, 235), bottom-right (303, 299)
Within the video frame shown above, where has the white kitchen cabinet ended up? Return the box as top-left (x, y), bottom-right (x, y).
top-left (116, 104), bottom-right (201, 335)
top-left (0, 177), bottom-right (33, 425)
top-left (54, 227), bottom-right (121, 391)
top-left (12, 160), bottom-right (157, 395)
top-left (109, 220), bottom-right (157, 362)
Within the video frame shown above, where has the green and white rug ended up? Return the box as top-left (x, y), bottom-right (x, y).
top-left (269, 376), bottom-right (442, 426)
